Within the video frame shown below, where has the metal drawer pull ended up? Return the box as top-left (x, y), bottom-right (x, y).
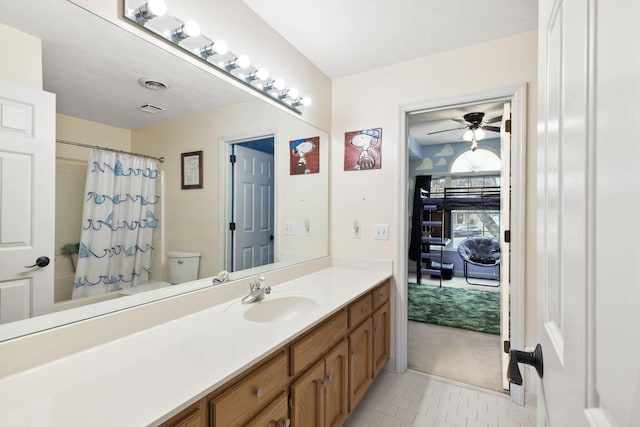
top-left (256, 387), bottom-right (264, 398)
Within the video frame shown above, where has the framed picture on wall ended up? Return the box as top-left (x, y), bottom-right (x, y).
top-left (344, 128), bottom-right (382, 171)
top-left (289, 136), bottom-right (320, 175)
top-left (181, 150), bottom-right (203, 189)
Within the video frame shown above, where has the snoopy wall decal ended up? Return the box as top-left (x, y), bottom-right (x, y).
top-left (289, 136), bottom-right (320, 175)
top-left (344, 128), bottom-right (382, 171)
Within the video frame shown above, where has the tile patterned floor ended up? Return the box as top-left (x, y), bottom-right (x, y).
top-left (345, 369), bottom-right (535, 427)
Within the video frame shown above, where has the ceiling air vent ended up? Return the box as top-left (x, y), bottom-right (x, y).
top-left (137, 103), bottom-right (166, 114)
top-left (138, 78), bottom-right (170, 91)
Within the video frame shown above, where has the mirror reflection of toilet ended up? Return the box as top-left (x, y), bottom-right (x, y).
top-left (120, 251), bottom-right (201, 295)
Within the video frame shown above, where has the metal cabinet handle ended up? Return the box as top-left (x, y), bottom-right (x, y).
top-left (25, 256), bottom-right (50, 268)
top-left (256, 387), bottom-right (264, 398)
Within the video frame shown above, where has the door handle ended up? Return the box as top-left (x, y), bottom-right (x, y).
top-left (508, 343), bottom-right (543, 385)
top-left (24, 256), bottom-right (50, 268)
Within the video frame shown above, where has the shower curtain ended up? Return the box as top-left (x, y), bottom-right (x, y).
top-left (72, 150), bottom-right (160, 299)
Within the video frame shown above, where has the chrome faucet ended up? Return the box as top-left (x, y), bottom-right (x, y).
top-left (212, 270), bottom-right (230, 285)
top-left (241, 275), bottom-right (271, 304)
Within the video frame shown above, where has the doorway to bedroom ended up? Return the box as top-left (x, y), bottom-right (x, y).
top-left (406, 98), bottom-right (511, 393)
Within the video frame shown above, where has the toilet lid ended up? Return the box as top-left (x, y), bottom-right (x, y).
top-left (167, 251), bottom-right (201, 258)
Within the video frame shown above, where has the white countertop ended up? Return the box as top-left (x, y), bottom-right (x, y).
top-left (0, 265), bottom-right (391, 426)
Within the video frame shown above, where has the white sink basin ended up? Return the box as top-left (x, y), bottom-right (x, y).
top-left (226, 295), bottom-right (316, 323)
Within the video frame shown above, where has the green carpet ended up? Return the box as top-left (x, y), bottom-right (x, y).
top-left (407, 283), bottom-right (500, 335)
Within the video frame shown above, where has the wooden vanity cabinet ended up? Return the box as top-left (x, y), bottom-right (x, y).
top-left (290, 340), bottom-right (348, 427)
top-left (246, 392), bottom-right (289, 427)
top-left (348, 317), bottom-right (373, 411)
top-left (208, 350), bottom-right (288, 427)
top-left (372, 301), bottom-right (390, 378)
top-left (160, 280), bottom-right (391, 427)
top-left (159, 400), bottom-right (205, 427)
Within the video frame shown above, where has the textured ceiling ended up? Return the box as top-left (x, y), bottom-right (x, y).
top-left (243, 0), bottom-right (538, 79)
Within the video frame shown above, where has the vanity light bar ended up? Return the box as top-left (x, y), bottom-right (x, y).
top-left (123, 0), bottom-right (311, 114)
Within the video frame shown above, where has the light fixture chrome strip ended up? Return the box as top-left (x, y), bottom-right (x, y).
top-left (122, 0), bottom-right (311, 114)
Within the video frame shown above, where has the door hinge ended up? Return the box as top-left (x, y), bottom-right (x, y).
top-left (288, 395), bottom-right (293, 408)
top-left (229, 154), bottom-right (236, 163)
top-left (504, 340), bottom-right (511, 354)
top-left (229, 222), bottom-right (236, 231)
top-left (505, 119), bottom-right (512, 134)
top-left (504, 230), bottom-right (511, 243)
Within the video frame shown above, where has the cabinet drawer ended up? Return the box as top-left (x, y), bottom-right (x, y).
top-left (290, 310), bottom-right (347, 376)
top-left (348, 293), bottom-right (372, 328)
top-left (372, 281), bottom-right (390, 310)
top-left (211, 351), bottom-right (288, 427)
top-left (246, 392), bottom-right (289, 427)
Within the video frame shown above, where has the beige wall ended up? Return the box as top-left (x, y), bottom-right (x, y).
top-left (330, 31), bottom-right (538, 363)
top-left (131, 100), bottom-right (328, 279)
top-left (0, 22), bottom-right (42, 90)
top-left (56, 114), bottom-right (132, 160)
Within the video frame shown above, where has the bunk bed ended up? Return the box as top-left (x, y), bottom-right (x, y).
top-left (414, 186), bottom-right (501, 284)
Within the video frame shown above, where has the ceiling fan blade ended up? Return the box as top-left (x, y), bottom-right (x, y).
top-left (485, 115), bottom-right (503, 124)
top-left (451, 118), bottom-right (468, 125)
top-left (482, 125), bottom-right (501, 133)
top-left (426, 126), bottom-right (467, 135)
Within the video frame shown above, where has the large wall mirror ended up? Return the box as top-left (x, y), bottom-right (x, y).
top-left (0, 0), bottom-right (328, 341)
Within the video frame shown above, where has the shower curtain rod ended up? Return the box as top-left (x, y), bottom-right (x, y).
top-left (55, 139), bottom-right (165, 163)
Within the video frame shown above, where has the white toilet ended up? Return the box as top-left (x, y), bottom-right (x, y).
top-left (120, 251), bottom-right (201, 295)
top-left (167, 251), bottom-right (201, 284)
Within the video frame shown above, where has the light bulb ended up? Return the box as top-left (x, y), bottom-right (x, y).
top-left (235, 55), bottom-right (250, 69)
top-left (474, 128), bottom-right (486, 140)
top-left (200, 40), bottom-right (228, 58)
top-left (182, 20), bottom-right (200, 38)
top-left (299, 96), bottom-right (312, 107)
top-left (133, 0), bottom-right (167, 24)
top-left (463, 129), bottom-right (474, 141)
top-left (170, 20), bottom-right (200, 42)
top-left (146, 0), bottom-right (167, 17)
top-left (287, 88), bottom-right (299, 99)
top-left (272, 78), bottom-right (285, 91)
top-left (255, 68), bottom-right (269, 81)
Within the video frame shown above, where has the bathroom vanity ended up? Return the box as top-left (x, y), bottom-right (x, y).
top-left (162, 280), bottom-right (390, 427)
top-left (0, 259), bottom-right (391, 426)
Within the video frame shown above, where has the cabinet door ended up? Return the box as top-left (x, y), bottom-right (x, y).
top-left (246, 392), bottom-right (289, 427)
top-left (290, 359), bottom-right (325, 427)
top-left (372, 301), bottom-right (390, 378)
top-left (159, 401), bottom-right (203, 427)
top-left (324, 340), bottom-right (348, 427)
top-left (348, 317), bottom-right (373, 411)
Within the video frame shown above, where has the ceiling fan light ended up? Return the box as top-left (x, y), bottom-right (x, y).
top-left (474, 128), bottom-right (486, 140)
top-left (463, 129), bottom-right (474, 141)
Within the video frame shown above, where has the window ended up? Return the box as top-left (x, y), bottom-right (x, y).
top-left (431, 148), bottom-right (501, 249)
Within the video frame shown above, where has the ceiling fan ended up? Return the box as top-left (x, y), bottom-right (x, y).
top-left (427, 112), bottom-right (502, 150)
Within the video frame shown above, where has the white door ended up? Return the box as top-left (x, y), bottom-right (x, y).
top-left (499, 101), bottom-right (511, 390)
top-left (537, 1), bottom-right (639, 425)
top-left (0, 80), bottom-right (55, 324)
top-left (233, 144), bottom-right (274, 271)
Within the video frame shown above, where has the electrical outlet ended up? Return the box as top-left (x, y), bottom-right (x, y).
top-left (304, 218), bottom-right (311, 236)
top-left (283, 222), bottom-right (296, 235)
top-left (373, 224), bottom-right (389, 240)
top-left (352, 219), bottom-right (361, 239)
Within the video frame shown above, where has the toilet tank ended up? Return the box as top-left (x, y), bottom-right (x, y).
top-left (167, 251), bottom-right (201, 284)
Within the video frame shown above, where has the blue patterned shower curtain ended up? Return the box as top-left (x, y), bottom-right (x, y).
top-left (72, 150), bottom-right (160, 299)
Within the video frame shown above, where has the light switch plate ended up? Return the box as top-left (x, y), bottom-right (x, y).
top-left (373, 224), bottom-right (389, 240)
top-left (283, 222), bottom-right (296, 235)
